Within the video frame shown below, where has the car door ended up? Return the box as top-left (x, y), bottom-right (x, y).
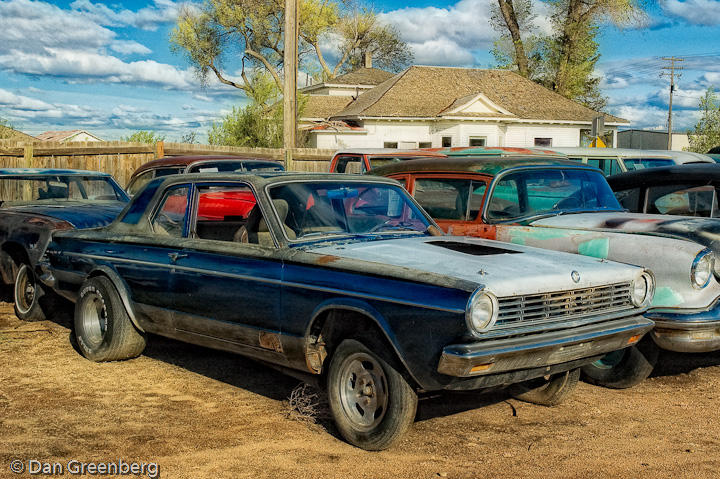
top-left (163, 181), bottom-right (285, 358)
top-left (405, 173), bottom-right (490, 234)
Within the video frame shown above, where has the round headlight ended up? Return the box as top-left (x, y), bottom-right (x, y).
top-left (466, 290), bottom-right (498, 335)
top-left (691, 249), bottom-right (713, 289)
top-left (631, 271), bottom-right (654, 308)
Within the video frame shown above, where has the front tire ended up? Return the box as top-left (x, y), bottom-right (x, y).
top-left (74, 276), bottom-right (146, 362)
top-left (327, 339), bottom-right (418, 450)
top-left (581, 337), bottom-right (659, 389)
top-left (13, 263), bottom-right (46, 321)
top-left (509, 368), bottom-right (580, 406)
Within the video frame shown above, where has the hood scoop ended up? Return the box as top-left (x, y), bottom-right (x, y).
top-left (427, 241), bottom-right (521, 256)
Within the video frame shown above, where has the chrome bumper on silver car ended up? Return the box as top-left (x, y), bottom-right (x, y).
top-left (648, 301), bottom-right (720, 353)
top-left (437, 315), bottom-right (654, 378)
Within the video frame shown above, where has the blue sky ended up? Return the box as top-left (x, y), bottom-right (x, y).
top-left (0, 0), bottom-right (719, 141)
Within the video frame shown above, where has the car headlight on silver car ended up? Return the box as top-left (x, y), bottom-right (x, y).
top-left (691, 249), bottom-right (714, 289)
top-left (466, 290), bottom-right (498, 335)
top-left (631, 271), bottom-right (654, 308)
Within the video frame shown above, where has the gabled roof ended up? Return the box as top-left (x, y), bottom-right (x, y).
top-left (330, 68), bottom-right (395, 86)
top-left (36, 130), bottom-right (103, 142)
top-left (332, 66), bottom-right (627, 124)
top-left (0, 125), bottom-right (36, 141)
top-left (302, 95), bottom-right (355, 120)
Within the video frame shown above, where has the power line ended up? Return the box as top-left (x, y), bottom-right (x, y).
top-left (661, 56), bottom-right (684, 149)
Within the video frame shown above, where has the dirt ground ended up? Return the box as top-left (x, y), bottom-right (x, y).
top-left (2, 297), bottom-right (720, 479)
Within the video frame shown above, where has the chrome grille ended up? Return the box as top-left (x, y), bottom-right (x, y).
top-left (496, 282), bottom-right (633, 328)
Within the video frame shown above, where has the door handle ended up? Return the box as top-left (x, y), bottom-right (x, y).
top-left (168, 252), bottom-right (188, 263)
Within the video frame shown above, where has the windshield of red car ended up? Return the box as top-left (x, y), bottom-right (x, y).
top-left (268, 182), bottom-right (432, 240)
top-left (486, 168), bottom-right (622, 222)
top-left (0, 176), bottom-right (128, 204)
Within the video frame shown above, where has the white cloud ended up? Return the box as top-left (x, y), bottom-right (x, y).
top-left (69, 0), bottom-right (189, 31)
top-left (411, 39), bottom-right (476, 66)
top-left (110, 41), bottom-right (152, 55)
top-left (379, 0), bottom-right (552, 67)
top-left (0, 88), bottom-right (54, 111)
top-left (0, 48), bottom-right (195, 90)
top-left (661, 0), bottom-right (720, 26)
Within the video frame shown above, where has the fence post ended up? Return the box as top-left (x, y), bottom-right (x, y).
top-left (23, 143), bottom-right (33, 168)
top-left (156, 141), bottom-right (164, 159)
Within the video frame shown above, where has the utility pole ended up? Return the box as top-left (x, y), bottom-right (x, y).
top-left (283, 0), bottom-right (298, 169)
top-left (662, 56), bottom-right (684, 150)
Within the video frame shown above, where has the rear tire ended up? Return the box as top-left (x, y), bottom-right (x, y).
top-left (509, 368), bottom-right (580, 406)
top-left (327, 339), bottom-right (417, 450)
top-left (581, 337), bottom-right (659, 389)
top-left (13, 263), bottom-right (46, 321)
top-left (74, 276), bottom-right (146, 362)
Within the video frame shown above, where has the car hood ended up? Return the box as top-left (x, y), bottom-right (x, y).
top-left (3, 202), bottom-right (126, 229)
top-left (306, 235), bottom-right (643, 297)
top-left (530, 212), bottom-right (720, 253)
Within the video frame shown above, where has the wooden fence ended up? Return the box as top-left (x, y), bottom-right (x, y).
top-left (0, 140), bottom-right (335, 187)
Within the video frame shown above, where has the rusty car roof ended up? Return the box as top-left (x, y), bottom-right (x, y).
top-left (607, 163), bottom-right (720, 190)
top-left (369, 156), bottom-right (590, 177)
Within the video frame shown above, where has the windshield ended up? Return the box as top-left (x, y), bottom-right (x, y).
top-left (486, 168), bottom-right (621, 222)
top-left (186, 161), bottom-right (246, 173)
top-left (0, 175), bottom-right (128, 204)
top-left (268, 181), bottom-right (432, 241)
top-left (623, 158), bottom-right (675, 170)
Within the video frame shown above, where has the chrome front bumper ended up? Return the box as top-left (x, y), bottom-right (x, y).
top-left (647, 301), bottom-right (720, 353)
top-left (437, 315), bottom-right (654, 378)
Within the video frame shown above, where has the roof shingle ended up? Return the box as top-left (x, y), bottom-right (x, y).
top-left (332, 66), bottom-right (627, 124)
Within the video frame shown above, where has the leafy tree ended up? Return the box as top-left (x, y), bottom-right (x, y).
top-left (687, 87), bottom-right (720, 154)
top-left (170, 0), bottom-right (411, 97)
top-left (122, 131), bottom-right (166, 143)
top-left (207, 71), bottom-right (307, 147)
top-left (491, 0), bottom-right (647, 110)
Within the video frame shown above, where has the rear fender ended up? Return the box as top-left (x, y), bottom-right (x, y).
top-left (87, 265), bottom-right (144, 333)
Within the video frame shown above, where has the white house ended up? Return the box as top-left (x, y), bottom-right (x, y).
top-left (36, 130), bottom-right (103, 142)
top-left (301, 65), bottom-right (629, 149)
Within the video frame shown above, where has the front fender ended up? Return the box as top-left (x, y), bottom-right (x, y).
top-left (306, 298), bottom-right (423, 387)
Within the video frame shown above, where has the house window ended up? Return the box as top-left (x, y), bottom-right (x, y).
top-left (469, 137), bottom-right (486, 146)
top-left (534, 138), bottom-right (552, 147)
top-left (418, 142), bottom-right (432, 148)
top-left (383, 142), bottom-right (398, 149)
top-left (442, 136), bottom-right (452, 147)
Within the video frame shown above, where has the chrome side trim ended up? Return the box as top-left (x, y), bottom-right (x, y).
top-left (62, 252), bottom-right (466, 314)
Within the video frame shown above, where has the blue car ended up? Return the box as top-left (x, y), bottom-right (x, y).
top-left (41, 172), bottom-right (653, 449)
top-left (0, 168), bottom-right (129, 320)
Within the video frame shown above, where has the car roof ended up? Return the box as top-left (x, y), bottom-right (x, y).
top-left (131, 155), bottom-right (280, 177)
top-left (154, 171), bottom-right (401, 189)
top-left (369, 156), bottom-right (591, 177)
top-left (607, 163), bottom-right (720, 188)
top-left (421, 146), bottom-right (565, 157)
top-left (0, 168), bottom-right (111, 176)
top-left (550, 147), bottom-right (674, 158)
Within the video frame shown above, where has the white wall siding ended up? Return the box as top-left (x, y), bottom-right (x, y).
top-left (307, 120), bottom-right (604, 149)
top-left (504, 124), bottom-right (583, 148)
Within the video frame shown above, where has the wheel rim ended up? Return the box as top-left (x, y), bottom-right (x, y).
top-left (592, 349), bottom-right (627, 370)
top-left (79, 291), bottom-right (108, 349)
top-left (338, 352), bottom-right (389, 431)
top-left (14, 264), bottom-right (36, 315)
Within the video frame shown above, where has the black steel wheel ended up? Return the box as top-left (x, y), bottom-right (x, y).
top-left (327, 339), bottom-right (417, 450)
top-left (509, 368), bottom-right (580, 406)
top-left (13, 263), bottom-right (46, 321)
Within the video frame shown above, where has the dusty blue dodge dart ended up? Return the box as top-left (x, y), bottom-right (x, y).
top-left (41, 172), bottom-right (654, 450)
